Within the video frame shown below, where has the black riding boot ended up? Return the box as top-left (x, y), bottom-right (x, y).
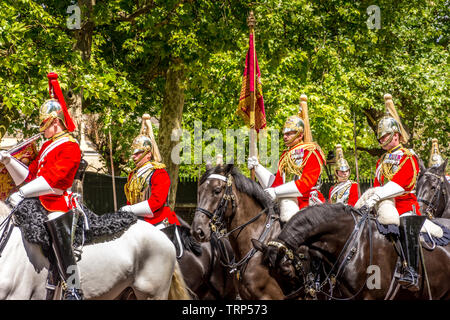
top-left (397, 215), bottom-right (426, 292)
top-left (45, 210), bottom-right (84, 300)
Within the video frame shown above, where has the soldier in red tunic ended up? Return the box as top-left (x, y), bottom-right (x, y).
top-left (0, 73), bottom-right (83, 299)
top-left (120, 114), bottom-right (180, 229)
top-left (328, 144), bottom-right (359, 206)
top-left (248, 95), bottom-right (326, 223)
top-left (364, 94), bottom-right (424, 291)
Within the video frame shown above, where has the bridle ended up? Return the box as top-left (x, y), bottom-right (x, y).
top-left (195, 173), bottom-right (277, 276)
top-left (265, 240), bottom-right (310, 300)
top-left (417, 171), bottom-right (447, 219)
top-left (267, 207), bottom-right (373, 300)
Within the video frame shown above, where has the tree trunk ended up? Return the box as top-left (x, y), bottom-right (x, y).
top-left (158, 59), bottom-right (186, 210)
top-left (67, 0), bottom-right (95, 142)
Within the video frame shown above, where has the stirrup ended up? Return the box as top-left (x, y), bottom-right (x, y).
top-left (397, 268), bottom-right (420, 292)
top-left (63, 288), bottom-right (84, 300)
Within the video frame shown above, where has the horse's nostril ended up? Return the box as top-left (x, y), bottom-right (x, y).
top-left (195, 228), bottom-right (205, 240)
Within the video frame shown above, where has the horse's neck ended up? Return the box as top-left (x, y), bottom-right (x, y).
top-left (229, 193), bottom-right (267, 256)
top-left (435, 179), bottom-right (450, 217)
top-left (442, 182), bottom-right (450, 217)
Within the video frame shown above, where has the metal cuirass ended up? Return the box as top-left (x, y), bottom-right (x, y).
top-left (124, 164), bottom-right (154, 205)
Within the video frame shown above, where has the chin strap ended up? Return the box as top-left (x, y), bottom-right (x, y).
top-left (379, 132), bottom-right (394, 148)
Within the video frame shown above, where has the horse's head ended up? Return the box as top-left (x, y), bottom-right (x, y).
top-left (192, 164), bottom-right (236, 242)
top-left (192, 163), bottom-right (275, 242)
top-left (417, 159), bottom-right (448, 218)
top-left (252, 239), bottom-right (309, 298)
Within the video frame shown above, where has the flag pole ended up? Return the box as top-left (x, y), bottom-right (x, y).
top-left (248, 10), bottom-right (257, 181)
top-left (353, 111), bottom-right (361, 196)
top-left (108, 109), bottom-right (117, 212)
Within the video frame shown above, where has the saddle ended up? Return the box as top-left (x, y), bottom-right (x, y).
top-left (356, 196), bottom-right (450, 247)
top-left (12, 198), bottom-right (138, 258)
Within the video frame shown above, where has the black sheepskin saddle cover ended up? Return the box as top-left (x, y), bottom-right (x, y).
top-left (13, 198), bottom-right (137, 258)
top-left (375, 220), bottom-right (450, 247)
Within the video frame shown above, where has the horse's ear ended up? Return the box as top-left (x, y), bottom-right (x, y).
top-left (418, 158), bottom-right (426, 174)
top-left (251, 238), bottom-right (267, 253)
top-left (205, 161), bottom-right (212, 171)
top-left (439, 159), bottom-right (448, 175)
top-left (225, 163), bottom-right (234, 174)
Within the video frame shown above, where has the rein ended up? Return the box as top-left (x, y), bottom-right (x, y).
top-left (269, 207), bottom-right (374, 300)
top-left (417, 172), bottom-right (446, 219)
top-left (196, 173), bottom-right (277, 276)
top-left (0, 207), bottom-right (16, 258)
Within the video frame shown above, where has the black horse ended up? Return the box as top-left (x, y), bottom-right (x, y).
top-left (162, 218), bottom-right (238, 300)
top-left (417, 159), bottom-right (450, 219)
top-left (192, 164), bottom-right (285, 299)
top-left (253, 203), bottom-right (450, 300)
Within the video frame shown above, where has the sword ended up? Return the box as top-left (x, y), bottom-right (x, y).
top-left (6, 133), bottom-right (42, 155)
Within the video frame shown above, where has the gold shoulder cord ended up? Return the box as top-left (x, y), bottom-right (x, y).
top-left (381, 149), bottom-right (417, 189)
top-left (150, 161), bottom-right (166, 170)
top-left (279, 142), bottom-right (325, 180)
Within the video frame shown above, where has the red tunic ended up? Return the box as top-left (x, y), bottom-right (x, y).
top-left (328, 181), bottom-right (359, 207)
top-left (25, 133), bottom-right (81, 212)
top-left (374, 146), bottom-right (421, 216)
top-left (272, 142), bottom-right (325, 209)
top-left (126, 167), bottom-right (180, 226)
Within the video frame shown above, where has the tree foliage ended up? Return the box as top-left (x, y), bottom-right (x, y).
top-left (1, 0), bottom-right (448, 183)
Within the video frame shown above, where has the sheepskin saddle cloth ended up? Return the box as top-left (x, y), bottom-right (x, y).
top-left (356, 189), bottom-right (450, 247)
top-left (12, 198), bottom-right (137, 258)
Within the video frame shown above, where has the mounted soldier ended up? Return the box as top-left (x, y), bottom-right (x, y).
top-left (364, 94), bottom-right (424, 291)
top-left (120, 114), bottom-right (180, 229)
top-left (248, 94), bottom-right (326, 223)
top-left (428, 138), bottom-right (449, 183)
top-left (328, 144), bottom-right (359, 206)
top-left (0, 72), bottom-right (83, 299)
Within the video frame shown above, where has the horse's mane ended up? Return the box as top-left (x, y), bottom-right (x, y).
top-left (278, 203), bottom-right (356, 249)
top-left (200, 164), bottom-right (279, 215)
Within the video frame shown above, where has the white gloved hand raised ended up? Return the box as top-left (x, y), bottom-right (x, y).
top-left (0, 150), bottom-right (11, 165)
top-left (247, 156), bottom-right (259, 170)
top-left (264, 187), bottom-right (277, 201)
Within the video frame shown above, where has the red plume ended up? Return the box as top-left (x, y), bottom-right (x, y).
top-left (47, 72), bottom-right (76, 132)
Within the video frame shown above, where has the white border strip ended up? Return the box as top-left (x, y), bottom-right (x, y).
top-left (207, 174), bottom-right (227, 182)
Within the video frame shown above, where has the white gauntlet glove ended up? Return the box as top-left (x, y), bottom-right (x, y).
top-left (247, 156), bottom-right (259, 170)
top-left (7, 191), bottom-right (24, 207)
top-left (119, 201), bottom-right (153, 217)
top-left (365, 182), bottom-right (405, 209)
top-left (119, 205), bottom-right (133, 213)
top-left (264, 188), bottom-right (277, 201)
top-left (365, 193), bottom-right (381, 209)
top-left (0, 150), bottom-right (11, 165)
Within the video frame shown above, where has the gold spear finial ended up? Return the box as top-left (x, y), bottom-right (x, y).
top-left (247, 10), bottom-right (256, 29)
